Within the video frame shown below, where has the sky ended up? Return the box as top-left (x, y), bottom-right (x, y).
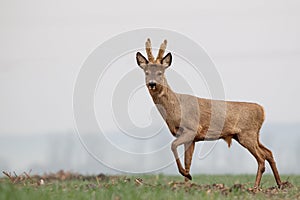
top-left (1, 1), bottom-right (300, 135)
top-left (0, 0), bottom-right (300, 175)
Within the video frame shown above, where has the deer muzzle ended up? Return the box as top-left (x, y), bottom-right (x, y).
top-left (148, 81), bottom-right (157, 90)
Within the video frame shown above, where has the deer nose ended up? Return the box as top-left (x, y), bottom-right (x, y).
top-left (148, 81), bottom-right (156, 89)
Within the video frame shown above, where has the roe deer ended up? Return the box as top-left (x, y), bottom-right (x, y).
top-left (136, 38), bottom-right (283, 189)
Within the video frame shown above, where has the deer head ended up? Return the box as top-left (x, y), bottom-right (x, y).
top-left (136, 38), bottom-right (172, 91)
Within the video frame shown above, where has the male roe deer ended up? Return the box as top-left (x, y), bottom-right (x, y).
top-left (136, 38), bottom-right (283, 189)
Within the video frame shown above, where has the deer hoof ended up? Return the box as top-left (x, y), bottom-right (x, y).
top-left (185, 174), bottom-right (192, 180)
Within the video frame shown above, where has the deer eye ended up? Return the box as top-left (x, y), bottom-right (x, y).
top-left (145, 71), bottom-right (150, 75)
top-left (157, 71), bottom-right (162, 76)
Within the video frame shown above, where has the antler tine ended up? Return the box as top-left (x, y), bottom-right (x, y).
top-left (145, 38), bottom-right (155, 63)
top-left (156, 39), bottom-right (167, 63)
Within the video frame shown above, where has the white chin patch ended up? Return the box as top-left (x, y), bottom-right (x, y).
top-left (148, 86), bottom-right (156, 90)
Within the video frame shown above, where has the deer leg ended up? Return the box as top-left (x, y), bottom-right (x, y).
top-left (171, 132), bottom-right (196, 180)
top-left (254, 154), bottom-right (265, 189)
top-left (184, 142), bottom-right (195, 182)
top-left (244, 144), bottom-right (265, 189)
top-left (258, 143), bottom-right (282, 188)
top-left (236, 133), bottom-right (266, 189)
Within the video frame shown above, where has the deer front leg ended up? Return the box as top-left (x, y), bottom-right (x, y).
top-left (184, 142), bottom-right (195, 182)
top-left (171, 131), bottom-right (196, 180)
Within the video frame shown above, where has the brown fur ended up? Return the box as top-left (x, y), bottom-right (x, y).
top-left (136, 39), bottom-right (282, 189)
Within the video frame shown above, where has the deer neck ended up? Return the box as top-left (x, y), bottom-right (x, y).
top-left (148, 77), bottom-right (178, 108)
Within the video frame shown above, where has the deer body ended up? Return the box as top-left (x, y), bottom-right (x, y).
top-left (136, 39), bottom-right (282, 189)
top-left (150, 83), bottom-right (265, 142)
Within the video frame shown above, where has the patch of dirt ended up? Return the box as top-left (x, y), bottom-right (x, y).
top-left (168, 180), bottom-right (295, 196)
top-left (2, 170), bottom-right (108, 186)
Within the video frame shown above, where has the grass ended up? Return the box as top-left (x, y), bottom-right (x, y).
top-left (0, 172), bottom-right (299, 200)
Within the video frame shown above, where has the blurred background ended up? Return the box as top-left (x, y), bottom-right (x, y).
top-left (0, 0), bottom-right (299, 175)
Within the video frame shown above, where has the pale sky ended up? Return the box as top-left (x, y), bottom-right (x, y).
top-left (1, 0), bottom-right (300, 176)
top-left (1, 0), bottom-right (300, 135)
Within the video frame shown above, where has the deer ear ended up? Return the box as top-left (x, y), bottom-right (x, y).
top-left (161, 52), bottom-right (172, 68)
top-left (136, 52), bottom-right (148, 69)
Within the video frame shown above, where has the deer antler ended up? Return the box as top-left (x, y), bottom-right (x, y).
top-left (145, 39), bottom-right (168, 63)
top-left (145, 38), bottom-right (155, 63)
top-left (155, 39), bottom-right (167, 63)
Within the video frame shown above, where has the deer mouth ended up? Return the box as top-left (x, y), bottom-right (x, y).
top-left (148, 85), bottom-right (156, 90)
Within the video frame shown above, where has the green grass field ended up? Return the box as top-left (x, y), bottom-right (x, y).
top-left (0, 171), bottom-right (299, 200)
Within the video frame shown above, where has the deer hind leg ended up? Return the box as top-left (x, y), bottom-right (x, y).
top-left (236, 132), bottom-right (266, 188)
top-left (258, 142), bottom-right (282, 188)
top-left (184, 142), bottom-right (195, 182)
top-left (171, 132), bottom-right (196, 180)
